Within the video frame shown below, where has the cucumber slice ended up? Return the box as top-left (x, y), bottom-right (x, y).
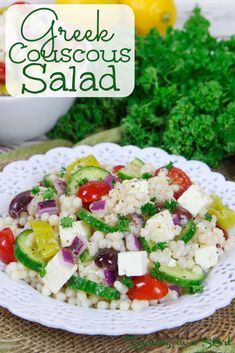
top-left (152, 263), bottom-right (205, 287)
top-left (66, 166), bottom-right (110, 195)
top-left (175, 220), bottom-right (196, 243)
top-left (78, 208), bottom-right (116, 233)
top-left (68, 276), bottom-right (120, 300)
top-left (117, 158), bottom-right (145, 180)
top-left (14, 230), bottom-right (46, 276)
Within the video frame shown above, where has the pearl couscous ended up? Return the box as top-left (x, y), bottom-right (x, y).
top-left (1, 155), bottom-right (235, 311)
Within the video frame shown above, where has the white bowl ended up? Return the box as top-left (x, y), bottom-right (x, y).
top-left (0, 96), bottom-right (75, 144)
top-left (0, 143), bottom-right (235, 335)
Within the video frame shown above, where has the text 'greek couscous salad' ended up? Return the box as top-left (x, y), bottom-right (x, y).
top-left (1, 155), bottom-right (235, 311)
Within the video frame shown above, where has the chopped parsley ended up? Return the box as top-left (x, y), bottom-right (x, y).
top-left (112, 178), bottom-right (117, 187)
top-left (121, 276), bottom-right (134, 289)
top-left (164, 200), bottom-right (177, 213)
top-left (78, 178), bottom-right (89, 187)
top-left (204, 212), bottom-right (212, 222)
top-left (184, 285), bottom-right (204, 294)
top-left (150, 262), bottom-right (161, 279)
top-left (117, 215), bottom-right (130, 232)
top-left (141, 202), bottom-right (158, 217)
top-left (151, 242), bottom-right (168, 252)
top-left (42, 188), bottom-right (56, 201)
top-left (31, 186), bottom-right (40, 195)
top-left (60, 166), bottom-right (66, 178)
top-left (165, 161), bottom-right (174, 171)
top-left (60, 216), bottom-right (74, 228)
top-left (142, 172), bottom-right (152, 180)
top-left (140, 238), bottom-right (167, 254)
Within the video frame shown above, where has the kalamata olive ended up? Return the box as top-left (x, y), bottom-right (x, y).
top-left (9, 190), bottom-right (33, 218)
top-left (174, 205), bottom-right (193, 220)
top-left (94, 249), bottom-right (118, 272)
top-left (156, 202), bottom-right (193, 219)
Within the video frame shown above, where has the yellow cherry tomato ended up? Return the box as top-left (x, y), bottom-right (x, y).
top-left (208, 195), bottom-right (235, 230)
top-left (66, 155), bottom-right (100, 178)
top-left (56, 0), bottom-right (119, 4)
top-left (119, 0), bottom-right (176, 36)
top-left (31, 221), bottom-right (59, 261)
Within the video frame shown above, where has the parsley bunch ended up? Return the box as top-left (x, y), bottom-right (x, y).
top-left (48, 8), bottom-right (235, 167)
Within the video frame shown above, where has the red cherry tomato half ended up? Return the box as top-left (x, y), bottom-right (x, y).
top-left (0, 227), bottom-right (16, 264)
top-left (112, 165), bottom-right (125, 174)
top-left (78, 181), bottom-right (110, 204)
top-left (155, 166), bottom-right (192, 199)
top-left (0, 62), bottom-right (6, 85)
top-left (127, 274), bottom-right (169, 300)
top-left (12, 1), bottom-right (29, 4)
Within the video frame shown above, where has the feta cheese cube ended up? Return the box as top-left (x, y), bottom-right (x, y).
top-left (124, 179), bottom-right (149, 195)
top-left (178, 184), bottom-right (212, 217)
top-left (60, 220), bottom-right (91, 247)
top-left (42, 250), bottom-right (77, 294)
top-left (118, 251), bottom-right (147, 276)
top-left (140, 210), bottom-right (175, 243)
top-left (194, 246), bottom-right (219, 270)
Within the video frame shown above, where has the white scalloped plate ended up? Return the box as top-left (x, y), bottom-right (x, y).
top-left (0, 143), bottom-right (235, 335)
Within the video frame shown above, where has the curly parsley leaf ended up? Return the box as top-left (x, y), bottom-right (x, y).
top-left (142, 172), bottom-right (152, 180)
top-left (31, 186), bottom-right (40, 196)
top-left (60, 166), bottom-right (66, 178)
top-left (121, 276), bottom-right (134, 289)
top-left (141, 202), bottom-right (158, 217)
top-left (151, 242), bottom-right (168, 252)
top-left (164, 200), bottom-right (178, 213)
top-left (117, 216), bottom-right (130, 232)
top-left (78, 178), bottom-right (89, 187)
top-left (165, 162), bottom-right (174, 171)
top-left (204, 212), bottom-right (213, 222)
top-left (60, 216), bottom-right (74, 228)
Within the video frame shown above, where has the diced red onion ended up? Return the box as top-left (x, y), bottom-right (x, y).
top-left (61, 249), bottom-right (75, 265)
top-left (37, 200), bottom-right (57, 216)
top-left (168, 285), bottom-right (182, 296)
top-left (90, 200), bottom-right (106, 212)
top-left (172, 214), bottom-right (181, 226)
top-left (69, 236), bottom-right (85, 256)
top-left (180, 216), bottom-right (188, 226)
top-left (103, 269), bottom-right (116, 286)
top-left (126, 233), bottom-right (141, 251)
top-left (131, 213), bottom-right (145, 228)
top-left (54, 179), bottom-right (66, 195)
top-left (104, 175), bottom-right (120, 189)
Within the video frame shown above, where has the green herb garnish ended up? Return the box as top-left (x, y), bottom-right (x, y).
top-left (48, 8), bottom-right (235, 168)
top-left (60, 216), bottom-right (74, 228)
top-left (165, 162), bottom-right (174, 171)
top-left (116, 216), bottom-right (130, 232)
top-left (78, 178), bottom-right (89, 187)
top-left (60, 166), bottom-right (66, 178)
top-left (31, 186), bottom-right (40, 195)
top-left (42, 188), bottom-right (56, 201)
top-left (121, 276), bottom-right (134, 289)
top-left (204, 212), bottom-right (213, 222)
top-left (183, 285), bottom-right (204, 294)
top-left (164, 200), bottom-right (177, 213)
top-left (141, 202), bottom-right (158, 217)
top-left (151, 242), bottom-right (168, 252)
top-left (142, 172), bottom-right (152, 180)
top-left (140, 238), bottom-right (167, 254)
